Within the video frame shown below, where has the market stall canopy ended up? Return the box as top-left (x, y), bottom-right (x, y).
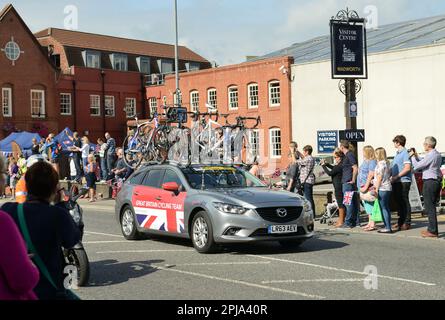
top-left (0, 131), bottom-right (42, 156)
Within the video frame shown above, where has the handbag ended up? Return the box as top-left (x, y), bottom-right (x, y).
top-left (297, 160), bottom-right (315, 196)
top-left (17, 204), bottom-right (80, 300)
top-left (371, 200), bottom-right (383, 222)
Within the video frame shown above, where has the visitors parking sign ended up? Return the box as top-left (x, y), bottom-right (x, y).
top-left (317, 131), bottom-right (338, 154)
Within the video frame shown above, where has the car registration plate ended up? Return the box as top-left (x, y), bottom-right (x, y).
top-left (268, 224), bottom-right (298, 234)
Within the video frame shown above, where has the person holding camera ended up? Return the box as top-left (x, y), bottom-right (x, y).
top-left (321, 148), bottom-right (345, 227)
top-left (390, 135), bottom-right (413, 231)
top-left (409, 137), bottom-right (442, 238)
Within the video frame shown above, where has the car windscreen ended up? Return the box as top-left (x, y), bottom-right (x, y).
top-left (182, 166), bottom-right (267, 190)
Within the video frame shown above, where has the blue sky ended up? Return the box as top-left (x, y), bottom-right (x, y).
top-left (3, 0), bottom-right (445, 65)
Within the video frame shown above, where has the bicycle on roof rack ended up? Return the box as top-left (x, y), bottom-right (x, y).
top-left (122, 105), bottom-right (189, 169)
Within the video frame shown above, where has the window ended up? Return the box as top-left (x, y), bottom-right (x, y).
top-left (207, 88), bottom-right (217, 111)
top-left (185, 62), bottom-right (200, 72)
top-left (105, 96), bottom-right (115, 117)
top-left (269, 128), bottom-right (282, 158)
top-left (30, 90), bottom-right (45, 118)
top-left (137, 57), bottom-right (150, 74)
top-left (125, 98), bottom-right (136, 118)
top-left (142, 170), bottom-right (164, 188)
top-left (163, 170), bottom-right (183, 188)
top-left (149, 97), bottom-right (158, 116)
top-left (228, 86), bottom-right (238, 110)
top-left (190, 91), bottom-right (199, 112)
top-left (111, 53), bottom-right (128, 71)
top-left (60, 93), bottom-right (72, 115)
top-left (90, 95), bottom-right (100, 116)
top-left (157, 59), bottom-right (174, 74)
top-left (174, 92), bottom-right (182, 106)
top-left (269, 81), bottom-right (280, 107)
top-left (249, 130), bottom-right (260, 156)
top-left (248, 83), bottom-right (259, 108)
top-left (83, 51), bottom-right (101, 69)
top-left (129, 171), bottom-right (146, 185)
top-left (2, 88), bottom-right (12, 117)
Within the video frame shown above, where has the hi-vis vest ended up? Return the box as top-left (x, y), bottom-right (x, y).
top-left (15, 177), bottom-right (27, 204)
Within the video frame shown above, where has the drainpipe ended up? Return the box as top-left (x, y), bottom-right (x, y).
top-left (101, 70), bottom-right (106, 135)
top-left (72, 80), bottom-right (77, 131)
top-left (140, 74), bottom-right (147, 119)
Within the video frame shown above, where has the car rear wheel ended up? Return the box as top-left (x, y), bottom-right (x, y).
top-left (191, 212), bottom-right (218, 253)
top-left (278, 239), bottom-right (305, 248)
top-left (121, 206), bottom-right (142, 240)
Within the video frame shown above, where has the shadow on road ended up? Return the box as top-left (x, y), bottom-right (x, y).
top-left (86, 259), bottom-right (164, 287)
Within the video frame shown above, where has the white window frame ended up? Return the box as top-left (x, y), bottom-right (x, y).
top-left (137, 56), bottom-right (150, 74)
top-left (190, 91), bottom-right (199, 112)
top-left (173, 92), bottom-right (183, 106)
top-left (30, 89), bottom-right (45, 118)
top-left (2, 88), bottom-right (12, 117)
top-left (60, 93), bottom-right (72, 116)
top-left (85, 50), bottom-right (101, 69)
top-left (228, 86), bottom-right (239, 110)
top-left (125, 97), bottom-right (136, 118)
top-left (90, 95), bottom-right (101, 117)
top-left (105, 95), bottom-right (115, 117)
top-left (207, 88), bottom-right (217, 111)
top-left (249, 129), bottom-right (260, 157)
top-left (269, 128), bottom-right (282, 159)
top-left (111, 53), bottom-right (128, 71)
top-left (149, 97), bottom-right (158, 116)
top-left (269, 81), bottom-right (281, 107)
top-left (248, 83), bottom-right (259, 109)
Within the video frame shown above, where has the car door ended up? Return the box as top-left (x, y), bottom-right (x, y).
top-left (156, 169), bottom-right (188, 234)
top-left (132, 169), bottom-right (166, 232)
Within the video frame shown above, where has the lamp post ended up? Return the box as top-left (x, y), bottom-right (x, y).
top-left (174, 0), bottom-right (180, 105)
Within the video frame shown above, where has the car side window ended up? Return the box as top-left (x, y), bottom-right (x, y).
top-left (163, 170), bottom-right (183, 189)
top-left (142, 170), bottom-right (164, 189)
top-left (129, 171), bottom-right (146, 185)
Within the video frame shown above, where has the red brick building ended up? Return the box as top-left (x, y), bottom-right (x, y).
top-left (146, 56), bottom-right (294, 173)
top-left (0, 4), bottom-right (59, 139)
top-left (1, 3), bottom-right (210, 144)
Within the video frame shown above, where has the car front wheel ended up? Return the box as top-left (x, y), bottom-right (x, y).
top-left (120, 206), bottom-right (142, 240)
top-left (191, 211), bottom-right (218, 253)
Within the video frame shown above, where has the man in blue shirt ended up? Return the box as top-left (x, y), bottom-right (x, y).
top-left (390, 135), bottom-right (413, 231)
top-left (105, 132), bottom-right (116, 177)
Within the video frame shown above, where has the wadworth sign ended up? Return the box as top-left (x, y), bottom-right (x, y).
top-left (330, 18), bottom-right (368, 79)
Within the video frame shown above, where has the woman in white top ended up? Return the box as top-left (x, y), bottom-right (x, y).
top-left (374, 148), bottom-right (393, 233)
top-left (71, 136), bottom-right (90, 169)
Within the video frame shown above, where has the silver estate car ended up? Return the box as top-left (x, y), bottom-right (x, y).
top-left (115, 164), bottom-right (314, 253)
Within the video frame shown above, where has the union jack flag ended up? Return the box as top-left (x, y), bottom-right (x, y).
top-left (135, 207), bottom-right (185, 233)
top-left (343, 191), bottom-right (355, 206)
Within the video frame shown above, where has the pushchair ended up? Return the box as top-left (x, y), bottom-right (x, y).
top-left (319, 192), bottom-right (339, 225)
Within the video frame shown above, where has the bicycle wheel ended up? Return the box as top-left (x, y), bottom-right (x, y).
top-left (122, 135), bottom-right (144, 169)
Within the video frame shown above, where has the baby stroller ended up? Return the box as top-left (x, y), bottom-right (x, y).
top-left (319, 192), bottom-right (339, 225)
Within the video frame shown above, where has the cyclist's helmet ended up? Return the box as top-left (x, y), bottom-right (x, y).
top-left (26, 154), bottom-right (47, 168)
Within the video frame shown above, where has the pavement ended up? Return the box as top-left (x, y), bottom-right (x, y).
top-left (1, 198), bottom-right (444, 300)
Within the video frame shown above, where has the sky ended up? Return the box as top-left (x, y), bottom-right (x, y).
top-left (3, 0), bottom-right (445, 65)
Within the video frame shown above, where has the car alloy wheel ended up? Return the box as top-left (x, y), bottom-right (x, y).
top-left (122, 209), bottom-right (134, 236)
top-left (193, 217), bottom-right (208, 248)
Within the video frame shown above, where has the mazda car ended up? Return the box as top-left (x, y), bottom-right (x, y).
top-left (115, 163), bottom-right (314, 253)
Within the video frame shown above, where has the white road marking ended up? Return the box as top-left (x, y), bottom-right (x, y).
top-left (250, 255), bottom-right (436, 287)
top-left (83, 241), bottom-right (136, 244)
top-left (84, 231), bottom-right (123, 238)
top-left (97, 249), bottom-right (195, 254)
top-left (153, 265), bottom-right (325, 299)
top-left (262, 278), bottom-right (365, 284)
top-left (171, 261), bottom-right (271, 267)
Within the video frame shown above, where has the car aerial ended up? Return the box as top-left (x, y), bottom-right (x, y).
top-left (115, 163), bottom-right (315, 253)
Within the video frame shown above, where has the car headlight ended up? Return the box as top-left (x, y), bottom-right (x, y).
top-left (303, 200), bottom-right (312, 213)
top-left (213, 202), bottom-right (248, 215)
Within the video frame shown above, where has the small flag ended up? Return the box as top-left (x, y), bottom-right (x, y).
top-left (343, 191), bottom-right (354, 206)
